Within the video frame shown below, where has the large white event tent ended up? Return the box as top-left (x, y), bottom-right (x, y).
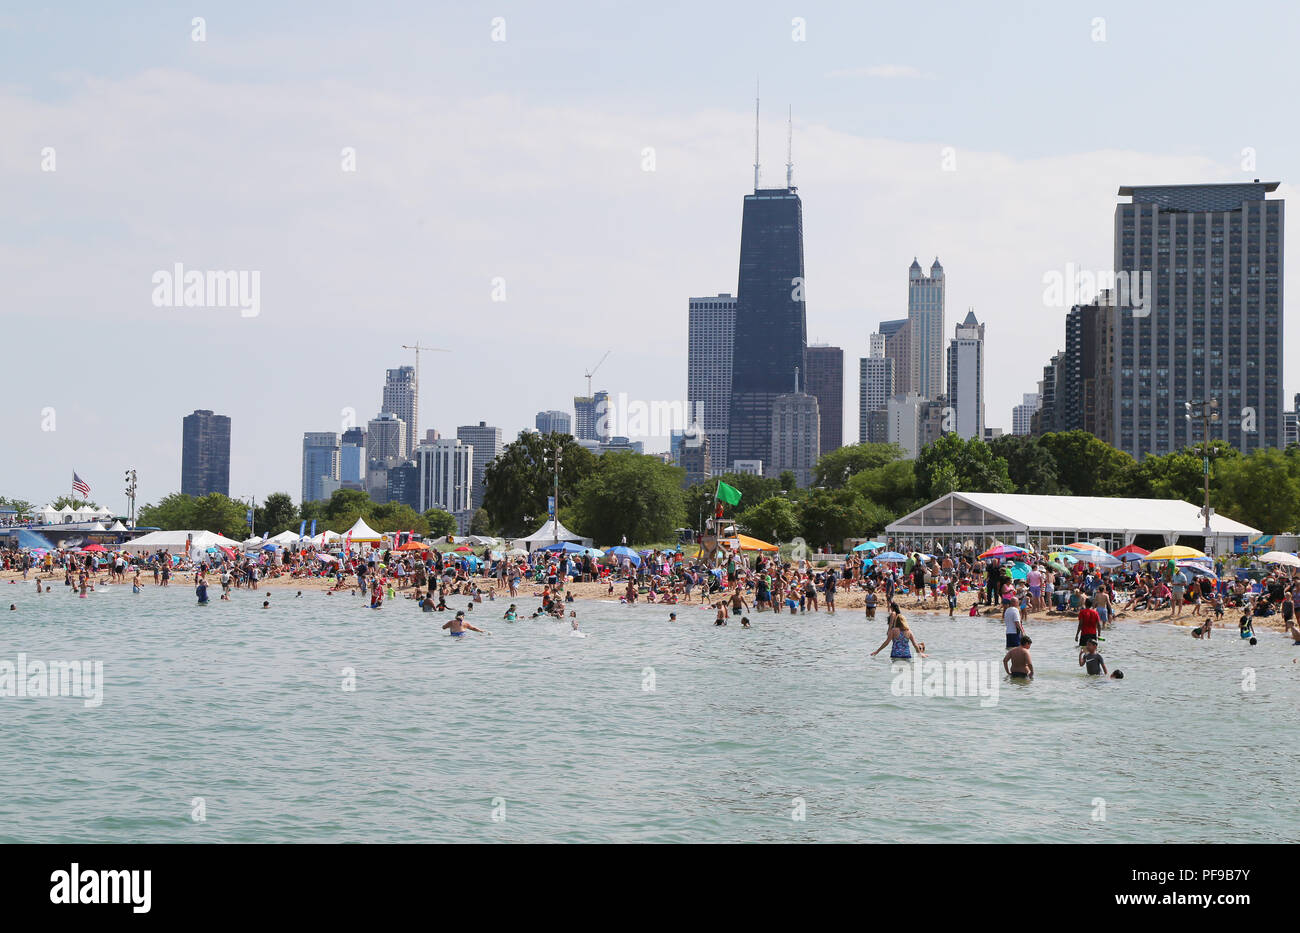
top-left (118, 530), bottom-right (243, 560)
top-left (267, 530), bottom-right (301, 548)
top-left (342, 517), bottom-right (384, 542)
top-left (515, 519), bottom-right (591, 553)
top-left (886, 492), bottom-right (1261, 556)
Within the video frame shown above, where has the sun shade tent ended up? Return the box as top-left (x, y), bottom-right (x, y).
top-left (117, 530), bottom-right (244, 559)
top-left (342, 517), bottom-right (384, 542)
top-left (516, 520), bottom-right (591, 553)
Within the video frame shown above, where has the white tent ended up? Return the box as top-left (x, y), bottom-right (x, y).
top-left (87, 522), bottom-right (106, 531)
top-left (107, 520), bottom-right (127, 531)
top-left (342, 517), bottom-right (384, 542)
top-left (306, 530), bottom-right (343, 546)
top-left (516, 519), bottom-right (590, 552)
top-left (118, 530), bottom-right (243, 559)
top-left (267, 530), bottom-right (301, 548)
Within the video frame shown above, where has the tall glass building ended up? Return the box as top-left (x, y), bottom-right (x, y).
top-left (1113, 183), bottom-right (1283, 456)
top-left (687, 293), bottom-right (735, 470)
top-left (908, 258), bottom-right (945, 400)
top-left (181, 409), bottom-right (231, 497)
top-left (301, 432), bottom-right (340, 504)
top-left (728, 187), bottom-right (806, 469)
top-left (804, 344), bottom-right (843, 455)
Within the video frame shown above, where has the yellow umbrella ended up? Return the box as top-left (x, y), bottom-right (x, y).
top-left (734, 534), bottom-right (779, 552)
top-left (1146, 545), bottom-right (1207, 561)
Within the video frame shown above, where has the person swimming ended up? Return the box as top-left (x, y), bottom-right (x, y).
top-left (503, 604), bottom-right (517, 621)
top-left (442, 611), bottom-right (487, 637)
top-left (1003, 635), bottom-right (1034, 679)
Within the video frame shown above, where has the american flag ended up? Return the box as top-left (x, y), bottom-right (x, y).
top-left (72, 472), bottom-right (91, 498)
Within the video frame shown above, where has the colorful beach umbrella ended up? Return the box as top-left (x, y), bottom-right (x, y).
top-left (1259, 551), bottom-right (1300, 568)
top-left (1112, 544), bottom-right (1150, 559)
top-left (853, 540), bottom-right (887, 551)
top-left (1146, 545), bottom-right (1207, 561)
top-left (875, 551), bottom-right (907, 562)
top-left (978, 544), bottom-right (1028, 560)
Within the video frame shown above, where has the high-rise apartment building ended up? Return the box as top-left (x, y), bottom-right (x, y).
top-left (804, 344), bottom-right (843, 456)
top-left (340, 426), bottom-right (366, 488)
top-left (573, 390), bottom-right (610, 442)
top-left (859, 344), bottom-right (895, 445)
top-left (366, 412), bottom-right (407, 464)
top-left (770, 390), bottom-right (820, 488)
top-left (456, 421), bottom-right (502, 511)
top-left (181, 409), bottom-right (231, 497)
top-left (687, 293), bottom-right (736, 469)
top-left (908, 258), bottom-right (945, 400)
top-left (416, 439), bottom-right (473, 513)
top-left (945, 311), bottom-right (985, 441)
top-left (1012, 393), bottom-right (1040, 436)
top-left (535, 410), bottom-right (572, 436)
top-left (301, 432), bottom-right (341, 504)
top-left (1112, 182), bottom-right (1283, 456)
top-left (382, 366), bottom-right (418, 458)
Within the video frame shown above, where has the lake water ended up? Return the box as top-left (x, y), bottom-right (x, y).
top-left (2, 582), bottom-right (1295, 843)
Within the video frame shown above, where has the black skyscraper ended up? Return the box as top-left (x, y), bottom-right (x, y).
top-left (181, 409), bottom-right (231, 497)
top-left (728, 187), bottom-right (807, 469)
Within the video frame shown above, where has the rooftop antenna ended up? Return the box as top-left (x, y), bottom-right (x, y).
top-left (753, 80), bottom-right (761, 192)
top-left (794, 366), bottom-right (800, 393)
top-left (786, 105), bottom-right (793, 189)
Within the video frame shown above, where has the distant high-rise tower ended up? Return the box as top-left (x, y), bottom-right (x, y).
top-left (908, 258), bottom-right (945, 400)
top-left (382, 366), bottom-right (418, 458)
top-left (301, 432), bottom-right (341, 504)
top-left (416, 438), bottom-right (473, 513)
top-left (535, 410), bottom-right (572, 436)
top-left (574, 390), bottom-right (610, 442)
top-left (340, 426), bottom-right (366, 488)
top-left (456, 421), bottom-right (502, 511)
top-left (859, 342), bottom-right (895, 444)
top-left (1113, 182), bottom-right (1283, 456)
top-left (804, 344), bottom-right (843, 456)
top-left (181, 409), bottom-right (231, 497)
top-left (879, 318), bottom-right (911, 402)
top-left (366, 412), bottom-right (407, 464)
top-left (770, 385), bottom-right (820, 488)
top-left (946, 311), bottom-right (986, 441)
top-left (687, 293), bottom-right (736, 470)
top-left (1012, 393), bottom-right (1040, 436)
top-left (729, 182), bottom-right (807, 468)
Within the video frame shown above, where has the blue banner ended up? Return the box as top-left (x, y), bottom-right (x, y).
top-left (246, 508), bottom-right (254, 527)
top-left (310, 519), bottom-right (317, 538)
top-left (299, 520), bottom-right (307, 538)
top-left (547, 496), bottom-right (556, 519)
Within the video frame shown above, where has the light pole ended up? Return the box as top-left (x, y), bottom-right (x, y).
top-left (244, 495), bottom-right (257, 538)
top-left (1184, 398), bottom-right (1221, 538)
top-left (123, 469), bottom-right (138, 528)
top-left (552, 443), bottom-right (562, 547)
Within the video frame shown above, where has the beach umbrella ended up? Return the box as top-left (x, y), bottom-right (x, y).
top-left (1112, 544), bottom-right (1150, 559)
top-left (1177, 560), bottom-right (1217, 579)
top-left (1062, 542), bottom-right (1106, 552)
top-left (1007, 563), bottom-right (1029, 581)
top-left (82, 543), bottom-right (107, 552)
top-left (733, 534), bottom-right (778, 552)
top-left (1146, 545), bottom-right (1207, 561)
top-left (581, 547), bottom-right (606, 558)
top-left (506, 547), bottom-right (528, 557)
top-left (1260, 551), bottom-right (1300, 568)
top-left (606, 545), bottom-right (642, 564)
top-left (978, 544), bottom-right (1028, 560)
top-left (875, 551), bottom-right (907, 562)
top-left (540, 541), bottom-right (586, 554)
top-left (853, 540), bottom-right (887, 552)
top-left (1115, 551), bottom-right (1146, 562)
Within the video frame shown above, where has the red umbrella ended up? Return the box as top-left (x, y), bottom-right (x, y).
top-left (453, 545), bottom-right (472, 553)
top-left (82, 543), bottom-right (108, 552)
top-left (1112, 544), bottom-right (1149, 557)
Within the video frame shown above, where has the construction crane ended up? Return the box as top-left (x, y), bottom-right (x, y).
top-left (584, 350), bottom-right (611, 398)
top-left (401, 342), bottom-right (450, 392)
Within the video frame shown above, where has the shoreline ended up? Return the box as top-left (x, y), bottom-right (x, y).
top-left (4, 568), bottom-right (1288, 634)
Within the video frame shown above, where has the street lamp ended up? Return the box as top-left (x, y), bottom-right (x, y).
top-left (1184, 398), bottom-right (1221, 538)
top-left (123, 469), bottom-right (138, 528)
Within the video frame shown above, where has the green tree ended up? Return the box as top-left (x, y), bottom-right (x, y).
top-left (137, 493), bottom-right (196, 530)
top-left (848, 459), bottom-right (917, 517)
top-left (812, 443), bottom-right (905, 488)
top-left (323, 488), bottom-right (374, 523)
top-left (256, 492), bottom-right (299, 535)
top-left (0, 497), bottom-right (35, 517)
top-left (569, 452), bottom-right (685, 545)
top-left (469, 507), bottom-right (493, 535)
top-left (51, 495), bottom-right (101, 510)
top-left (738, 496), bottom-right (800, 543)
top-left (798, 488), bottom-right (886, 549)
top-left (423, 508), bottom-right (458, 538)
top-left (914, 434), bottom-right (1014, 501)
top-left (986, 435), bottom-right (1063, 495)
top-left (778, 470), bottom-right (798, 493)
top-left (369, 502), bottom-right (429, 535)
top-left (1214, 448), bottom-right (1300, 533)
top-left (482, 432), bottom-right (598, 537)
top-left (191, 493), bottom-right (250, 539)
top-left (1037, 431), bottom-right (1136, 497)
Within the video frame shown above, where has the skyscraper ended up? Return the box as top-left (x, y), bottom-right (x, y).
top-left (945, 311), bottom-right (985, 441)
top-left (416, 439), bottom-right (473, 513)
top-left (804, 344), bottom-right (843, 456)
top-left (535, 410), bottom-right (572, 435)
top-left (879, 318), bottom-right (911, 400)
top-left (859, 347), bottom-right (895, 445)
top-left (456, 421), bottom-right (502, 511)
top-left (366, 412), bottom-right (407, 464)
top-left (301, 432), bottom-right (340, 504)
top-left (1113, 182), bottom-right (1283, 456)
top-left (1062, 300), bottom-right (1114, 442)
top-left (1011, 393), bottom-right (1040, 436)
top-left (573, 390), bottom-right (610, 442)
top-left (340, 426), bottom-right (366, 488)
top-left (382, 366), bottom-right (418, 458)
top-left (729, 184), bottom-right (807, 469)
top-left (181, 409), bottom-right (231, 497)
top-left (886, 393), bottom-right (926, 459)
top-left (1032, 351), bottom-right (1065, 436)
top-left (687, 293), bottom-right (736, 469)
top-left (770, 389), bottom-right (820, 488)
top-left (908, 258), bottom-right (945, 400)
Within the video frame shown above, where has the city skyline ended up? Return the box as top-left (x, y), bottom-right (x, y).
top-left (7, 3), bottom-right (1300, 509)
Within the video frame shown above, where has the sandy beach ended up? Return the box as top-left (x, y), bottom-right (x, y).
top-left (4, 567), bottom-right (1287, 634)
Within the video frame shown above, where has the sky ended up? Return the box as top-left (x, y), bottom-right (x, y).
top-left (4, 0), bottom-right (1298, 511)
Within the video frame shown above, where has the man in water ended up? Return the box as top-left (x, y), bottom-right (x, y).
top-left (1003, 634), bottom-right (1034, 680)
top-left (1075, 597), bottom-right (1100, 646)
top-left (1004, 600), bottom-right (1025, 648)
top-left (1078, 638), bottom-right (1108, 676)
top-left (442, 610), bottom-right (486, 637)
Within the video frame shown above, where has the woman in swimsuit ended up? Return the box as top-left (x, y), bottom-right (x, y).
top-left (871, 612), bottom-right (926, 660)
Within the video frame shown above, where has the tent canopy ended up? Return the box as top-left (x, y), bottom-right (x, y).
top-left (517, 519), bottom-right (591, 552)
top-left (118, 530), bottom-right (242, 556)
top-left (342, 517), bottom-right (383, 542)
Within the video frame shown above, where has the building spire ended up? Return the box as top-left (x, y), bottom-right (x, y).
top-left (786, 105), bottom-right (793, 188)
top-left (753, 80), bottom-right (761, 192)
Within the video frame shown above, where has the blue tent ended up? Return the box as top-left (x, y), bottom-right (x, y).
top-left (539, 541), bottom-right (586, 554)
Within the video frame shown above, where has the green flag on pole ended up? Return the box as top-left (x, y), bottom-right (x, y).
top-left (716, 481), bottom-right (742, 506)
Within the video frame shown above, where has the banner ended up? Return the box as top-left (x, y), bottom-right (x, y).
top-left (299, 520), bottom-right (306, 538)
top-left (310, 519), bottom-right (317, 539)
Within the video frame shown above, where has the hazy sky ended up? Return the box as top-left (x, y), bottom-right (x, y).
top-left (4, 0), bottom-right (1297, 511)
